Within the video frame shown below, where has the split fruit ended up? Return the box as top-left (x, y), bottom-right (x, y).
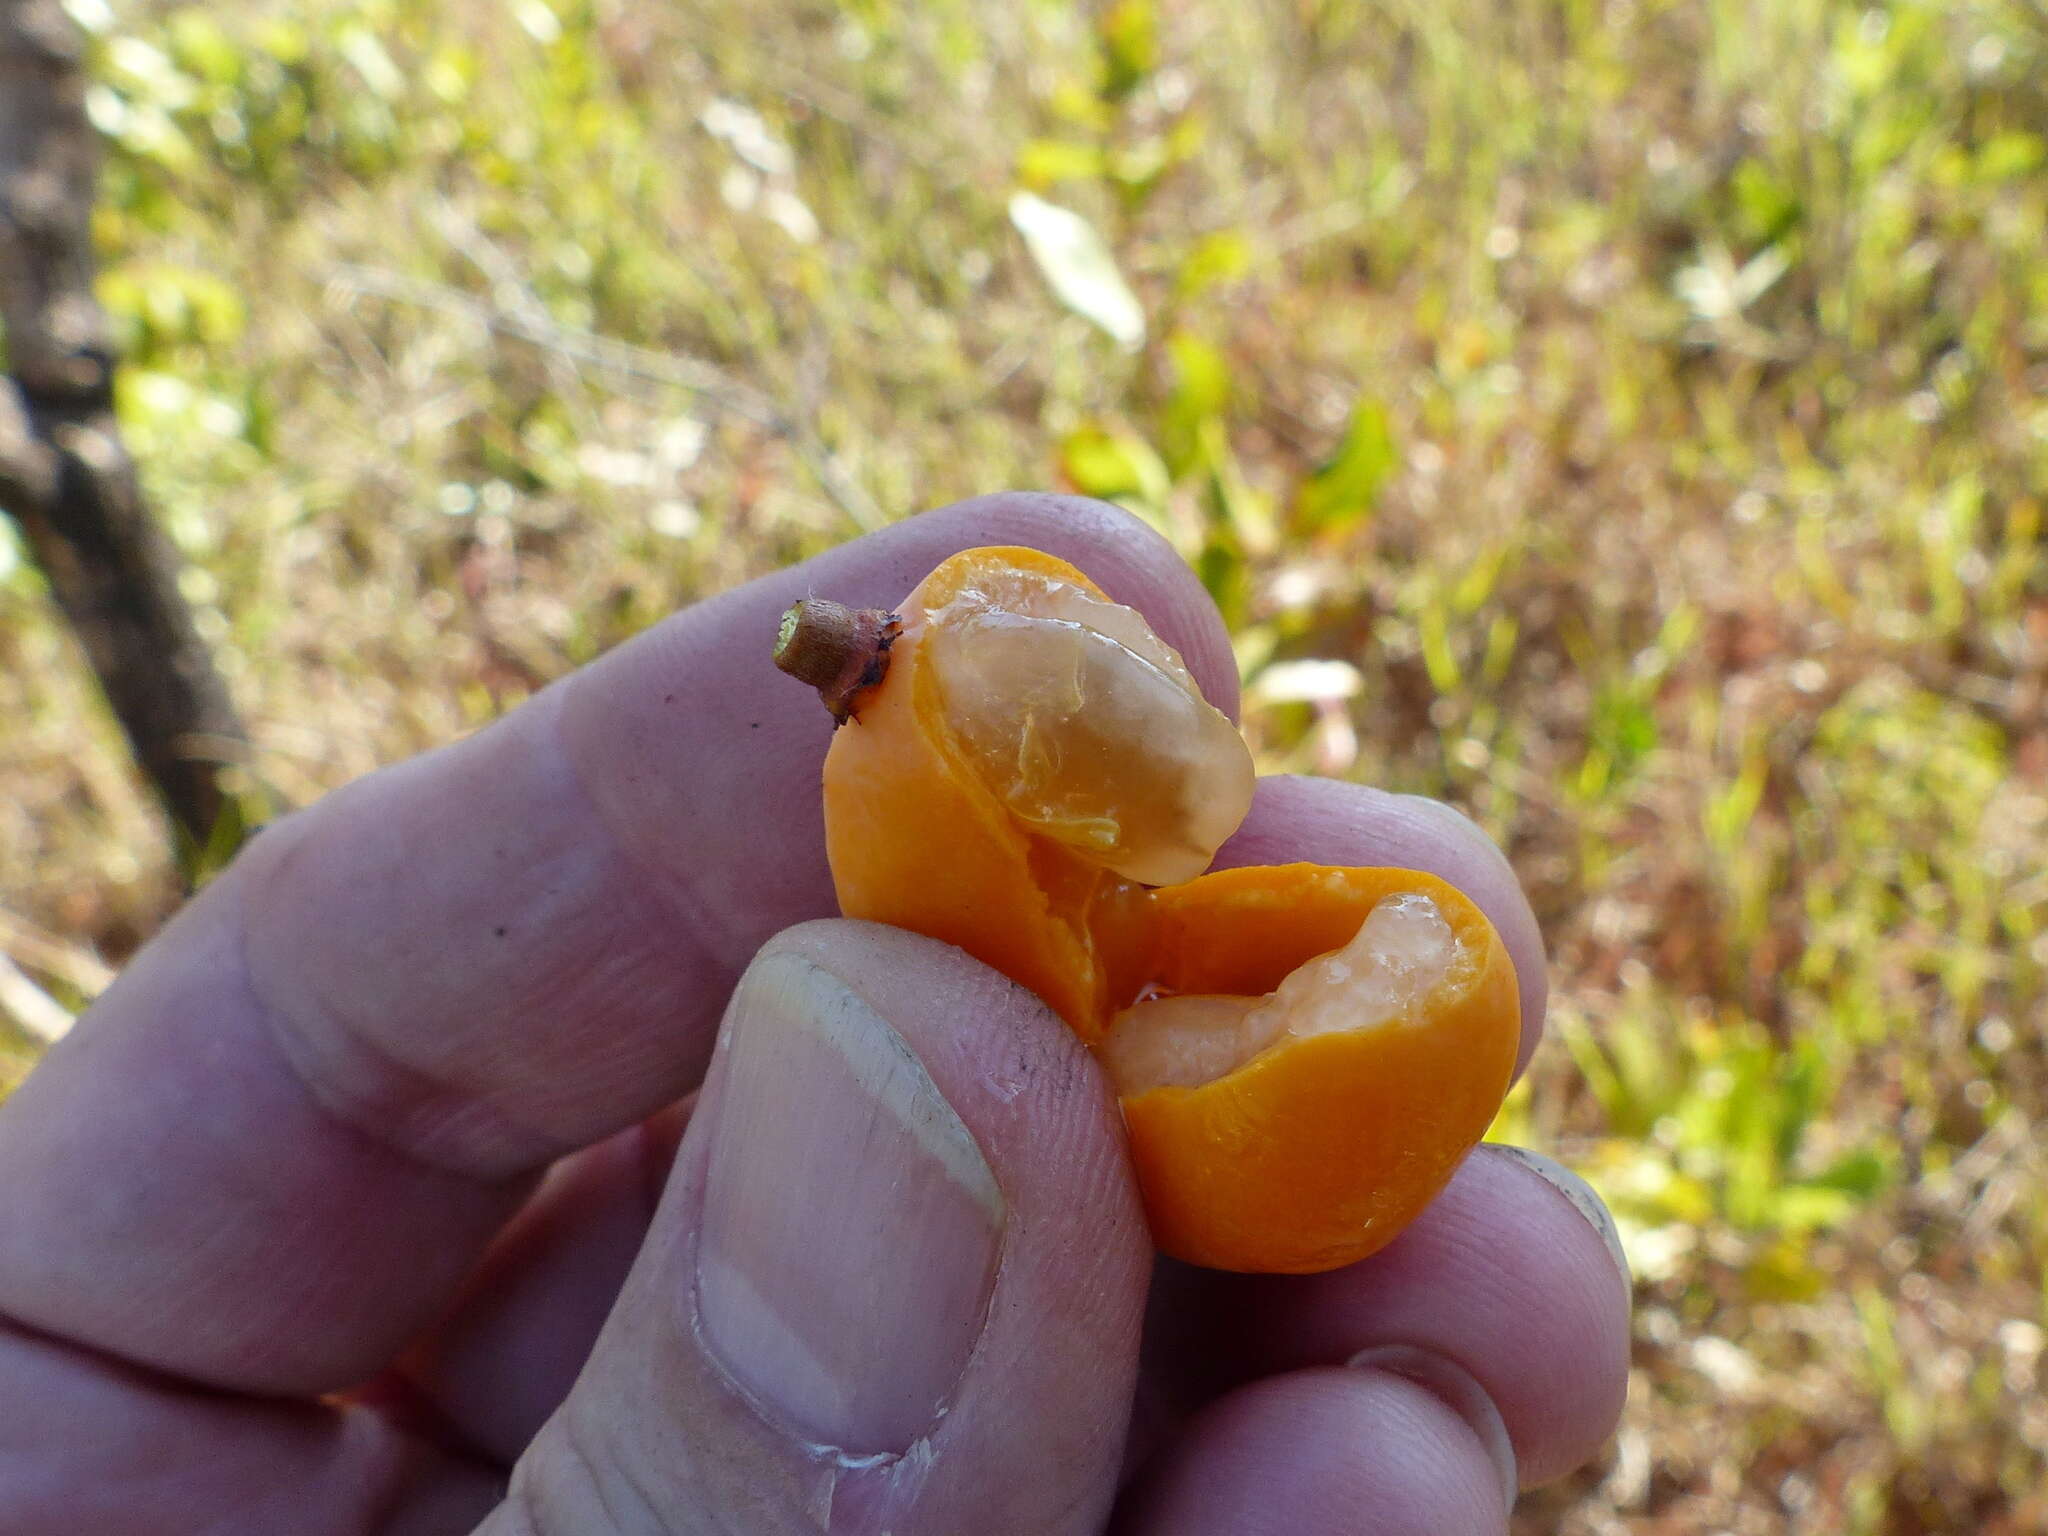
top-left (774, 546), bottom-right (1520, 1274)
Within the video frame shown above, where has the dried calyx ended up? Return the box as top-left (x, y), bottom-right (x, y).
top-left (774, 598), bottom-right (902, 724)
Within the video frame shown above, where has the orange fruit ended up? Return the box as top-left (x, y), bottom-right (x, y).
top-left (1110, 865), bottom-right (1518, 1272)
top-left (777, 546), bottom-right (1521, 1273)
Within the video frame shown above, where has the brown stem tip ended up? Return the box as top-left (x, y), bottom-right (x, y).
top-left (773, 598), bottom-right (901, 724)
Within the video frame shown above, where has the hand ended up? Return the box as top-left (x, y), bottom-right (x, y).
top-left (0, 495), bottom-right (1629, 1534)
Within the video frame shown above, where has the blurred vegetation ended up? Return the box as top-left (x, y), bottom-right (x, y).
top-left (1, 0), bottom-right (2045, 1528)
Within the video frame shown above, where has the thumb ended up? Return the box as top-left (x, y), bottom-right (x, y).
top-left (475, 920), bottom-right (1153, 1536)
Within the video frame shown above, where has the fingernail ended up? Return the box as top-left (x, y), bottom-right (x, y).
top-left (1346, 1344), bottom-right (1518, 1511)
top-left (1485, 1145), bottom-right (1630, 1283)
top-left (694, 949), bottom-right (1005, 1453)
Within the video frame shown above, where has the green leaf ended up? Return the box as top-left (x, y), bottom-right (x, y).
top-left (179, 788), bottom-right (263, 890)
top-left (1417, 594), bottom-right (1459, 693)
top-left (1770, 1184), bottom-right (1861, 1233)
top-left (1167, 330), bottom-right (1230, 417)
top-left (1801, 1148), bottom-right (1890, 1199)
top-left (1160, 329), bottom-right (1230, 474)
top-left (1058, 423), bottom-right (1170, 505)
top-left (1589, 680), bottom-right (1659, 776)
top-left (1976, 131), bottom-right (2045, 183)
top-left (1196, 535), bottom-right (1249, 629)
top-left (1016, 139), bottom-right (1104, 188)
top-left (1296, 397), bottom-right (1396, 536)
top-left (1106, 137), bottom-right (1172, 201)
top-left (1205, 420), bottom-right (1277, 557)
top-left (1729, 158), bottom-right (1802, 246)
top-left (1743, 1236), bottom-right (1827, 1301)
top-left (166, 13), bottom-right (243, 85)
top-left (1008, 192), bottom-right (1146, 350)
top-left (1097, 0), bottom-right (1157, 102)
top-left (1176, 229), bottom-right (1251, 299)
top-left (1706, 743), bottom-right (1768, 853)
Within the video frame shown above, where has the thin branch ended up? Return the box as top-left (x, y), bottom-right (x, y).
top-left (0, 373), bottom-right (55, 506)
top-left (0, 0), bottom-right (108, 401)
top-left (0, 0), bottom-right (248, 852)
top-left (324, 262), bottom-right (885, 531)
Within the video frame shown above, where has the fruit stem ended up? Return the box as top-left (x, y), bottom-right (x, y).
top-left (773, 598), bottom-right (901, 724)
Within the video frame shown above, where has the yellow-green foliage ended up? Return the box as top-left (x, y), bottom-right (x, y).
top-left (2, 0), bottom-right (2044, 1528)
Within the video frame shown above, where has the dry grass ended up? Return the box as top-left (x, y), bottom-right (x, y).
top-left (2, 0), bottom-right (2045, 1528)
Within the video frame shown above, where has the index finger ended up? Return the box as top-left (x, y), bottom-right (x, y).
top-left (0, 493), bottom-right (1234, 1396)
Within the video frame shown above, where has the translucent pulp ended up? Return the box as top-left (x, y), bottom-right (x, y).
top-left (923, 569), bottom-right (1255, 887)
top-left (1098, 893), bottom-right (1467, 1095)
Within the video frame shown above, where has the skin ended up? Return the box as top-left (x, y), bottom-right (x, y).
top-left (0, 494), bottom-right (1629, 1534)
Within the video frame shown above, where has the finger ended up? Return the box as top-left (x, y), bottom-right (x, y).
top-left (0, 1321), bottom-right (502, 1536)
top-left (1112, 1368), bottom-right (1512, 1536)
top-left (390, 1102), bottom-right (695, 1463)
top-left (475, 921), bottom-right (1151, 1535)
top-left (1212, 774), bottom-right (1549, 1076)
top-left (0, 494), bottom-right (1228, 1396)
top-left (421, 771), bottom-right (1584, 1475)
top-left (367, 768), bottom-right (1564, 1464)
top-left (1151, 1146), bottom-right (1630, 1489)
top-left (1146, 773), bottom-right (1620, 1488)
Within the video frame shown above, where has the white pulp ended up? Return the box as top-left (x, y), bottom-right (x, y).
top-left (1098, 893), bottom-right (1465, 1095)
top-left (925, 573), bottom-right (1254, 887)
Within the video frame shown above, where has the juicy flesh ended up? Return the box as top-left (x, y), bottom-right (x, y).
top-left (924, 568), bottom-right (1255, 886)
top-left (1098, 893), bottom-right (1467, 1094)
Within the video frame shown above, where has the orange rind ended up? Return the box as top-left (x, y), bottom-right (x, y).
top-left (777, 545), bottom-right (1521, 1272)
